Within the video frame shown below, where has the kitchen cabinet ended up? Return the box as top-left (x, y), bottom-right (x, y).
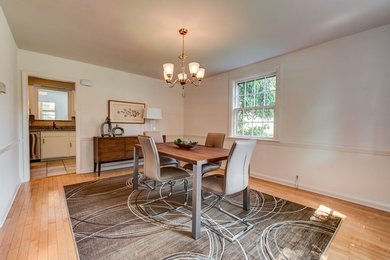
top-left (69, 133), bottom-right (76, 157)
top-left (41, 131), bottom-right (75, 159)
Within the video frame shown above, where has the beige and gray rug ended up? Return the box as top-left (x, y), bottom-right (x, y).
top-left (64, 174), bottom-right (342, 260)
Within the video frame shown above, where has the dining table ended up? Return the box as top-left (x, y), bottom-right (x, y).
top-left (132, 142), bottom-right (237, 240)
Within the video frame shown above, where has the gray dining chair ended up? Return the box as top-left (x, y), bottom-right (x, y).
top-left (201, 139), bottom-right (256, 242)
top-left (143, 131), bottom-right (179, 167)
top-left (183, 132), bottom-right (226, 175)
top-left (137, 135), bottom-right (190, 216)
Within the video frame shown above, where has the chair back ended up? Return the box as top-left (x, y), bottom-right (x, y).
top-left (143, 131), bottom-right (164, 143)
top-left (205, 133), bottom-right (225, 148)
top-left (224, 140), bottom-right (256, 196)
top-left (205, 133), bottom-right (226, 166)
top-left (137, 135), bottom-right (161, 181)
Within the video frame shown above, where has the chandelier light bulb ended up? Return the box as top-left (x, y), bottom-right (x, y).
top-left (196, 68), bottom-right (205, 80)
top-left (178, 72), bottom-right (188, 82)
top-left (189, 62), bottom-right (200, 76)
top-left (163, 63), bottom-right (174, 76)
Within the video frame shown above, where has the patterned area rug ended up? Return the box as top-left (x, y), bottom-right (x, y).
top-left (64, 174), bottom-right (342, 260)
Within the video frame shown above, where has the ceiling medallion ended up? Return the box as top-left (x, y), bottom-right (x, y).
top-left (163, 28), bottom-right (205, 90)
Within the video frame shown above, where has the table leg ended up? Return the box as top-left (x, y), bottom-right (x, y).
top-left (192, 162), bottom-right (202, 240)
top-left (133, 146), bottom-right (139, 189)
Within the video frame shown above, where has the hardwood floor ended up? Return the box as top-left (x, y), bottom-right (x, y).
top-left (0, 169), bottom-right (389, 259)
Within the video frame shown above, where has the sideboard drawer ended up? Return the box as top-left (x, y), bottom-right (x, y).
top-left (98, 138), bottom-right (125, 162)
top-left (125, 137), bottom-right (138, 158)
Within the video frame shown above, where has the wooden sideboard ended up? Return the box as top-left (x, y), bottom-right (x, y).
top-left (93, 136), bottom-right (143, 176)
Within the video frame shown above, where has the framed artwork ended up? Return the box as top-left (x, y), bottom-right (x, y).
top-left (108, 100), bottom-right (145, 124)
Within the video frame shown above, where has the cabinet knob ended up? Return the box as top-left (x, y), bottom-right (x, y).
top-left (70, 142), bottom-right (72, 148)
top-left (43, 138), bottom-right (45, 144)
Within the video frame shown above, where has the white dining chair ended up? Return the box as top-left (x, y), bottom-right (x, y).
top-left (201, 139), bottom-right (256, 242)
top-left (183, 132), bottom-right (226, 175)
top-left (138, 135), bottom-right (190, 216)
top-left (143, 131), bottom-right (179, 167)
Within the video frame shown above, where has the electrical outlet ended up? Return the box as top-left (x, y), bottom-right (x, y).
top-left (295, 175), bottom-right (299, 189)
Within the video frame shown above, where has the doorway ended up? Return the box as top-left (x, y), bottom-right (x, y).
top-left (27, 76), bottom-right (77, 179)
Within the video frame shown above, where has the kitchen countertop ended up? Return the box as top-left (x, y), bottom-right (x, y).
top-left (29, 126), bottom-right (75, 131)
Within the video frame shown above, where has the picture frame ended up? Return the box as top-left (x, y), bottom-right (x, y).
top-left (108, 100), bottom-right (145, 124)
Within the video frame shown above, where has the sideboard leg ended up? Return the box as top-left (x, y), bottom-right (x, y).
top-left (98, 163), bottom-right (101, 177)
top-left (93, 162), bottom-right (97, 172)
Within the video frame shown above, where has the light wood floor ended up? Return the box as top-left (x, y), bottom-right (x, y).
top-left (30, 159), bottom-right (76, 179)
top-left (0, 169), bottom-right (389, 259)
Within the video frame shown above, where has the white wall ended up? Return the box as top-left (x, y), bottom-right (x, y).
top-left (184, 24), bottom-right (390, 211)
top-left (18, 50), bottom-right (185, 175)
top-left (0, 6), bottom-right (21, 227)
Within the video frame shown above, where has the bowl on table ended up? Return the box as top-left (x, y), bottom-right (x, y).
top-left (174, 138), bottom-right (198, 149)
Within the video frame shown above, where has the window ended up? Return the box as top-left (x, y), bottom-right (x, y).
top-left (37, 88), bottom-right (69, 120)
top-left (39, 102), bottom-right (56, 120)
top-left (232, 72), bottom-right (277, 139)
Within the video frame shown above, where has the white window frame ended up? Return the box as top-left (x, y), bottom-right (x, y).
top-left (229, 69), bottom-right (280, 141)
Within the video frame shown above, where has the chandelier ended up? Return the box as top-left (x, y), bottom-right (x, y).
top-left (163, 28), bottom-right (205, 88)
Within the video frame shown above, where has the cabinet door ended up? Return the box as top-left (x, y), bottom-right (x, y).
top-left (69, 136), bottom-right (76, 157)
top-left (41, 135), bottom-right (70, 159)
top-left (98, 138), bottom-right (125, 162)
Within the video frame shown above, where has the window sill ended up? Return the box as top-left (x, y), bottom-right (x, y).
top-left (227, 136), bottom-right (280, 143)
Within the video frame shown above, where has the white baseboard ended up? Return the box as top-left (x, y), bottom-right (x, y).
top-left (251, 171), bottom-right (390, 213)
top-left (0, 182), bottom-right (21, 228)
top-left (79, 160), bottom-right (143, 174)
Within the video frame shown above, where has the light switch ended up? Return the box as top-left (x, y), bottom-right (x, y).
top-left (0, 81), bottom-right (5, 94)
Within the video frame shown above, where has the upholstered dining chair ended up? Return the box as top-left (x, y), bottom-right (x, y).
top-left (143, 131), bottom-right (179, 167)
top-left (201, 139), bottom-right (256, 242)
top-left (183, 133), bottom-right (226, 175)
top-left (137, 135), bottom-right (190, 215)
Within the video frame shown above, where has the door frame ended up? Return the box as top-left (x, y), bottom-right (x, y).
top-left (21, 70), bottom-right (80, 182)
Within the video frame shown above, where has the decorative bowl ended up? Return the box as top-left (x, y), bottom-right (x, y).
top-left (174, 138), bottom-right (198, 149)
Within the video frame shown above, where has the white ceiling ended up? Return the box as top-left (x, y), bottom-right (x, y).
top-left (1, 0), bottom-right (390, 79)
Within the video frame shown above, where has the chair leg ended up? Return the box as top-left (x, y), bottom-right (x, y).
top-left (243, 187), bottom-right (250, 211)
top-left (143, 179), bottom-right (157, 190)
top-left (183, 179), bottom-right (189, 206)
top-left (201, 190), bottom-right (215, 200)
top-left (140, 179), bottom-right (189, 217)
top-left (202, 196), bottom-right (254, 242)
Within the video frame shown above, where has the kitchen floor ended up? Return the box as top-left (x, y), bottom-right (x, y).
top-left (30, 158), bottom-right (76, 178)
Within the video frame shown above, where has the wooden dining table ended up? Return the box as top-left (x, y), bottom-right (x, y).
top-left (132, 142), bottom-right (231, 240)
